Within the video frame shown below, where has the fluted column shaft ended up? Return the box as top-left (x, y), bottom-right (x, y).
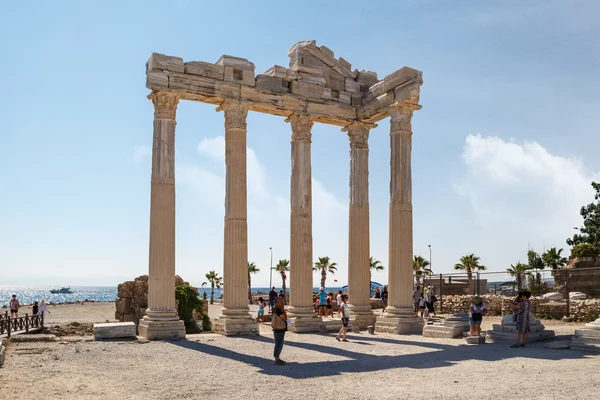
top-left (387, 104), bottom-right (418, 311)
top-left (147, 91), bottom-right (179, 319)
top-left (219, 102), bottom-right (250, 313)
top-left (344, 122), bottom-right (373, 313)
top-left (287, 114), bottom-right (314, 313)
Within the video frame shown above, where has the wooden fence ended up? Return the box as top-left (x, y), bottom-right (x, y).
top-left (0, 311), bottom-right (44, 337)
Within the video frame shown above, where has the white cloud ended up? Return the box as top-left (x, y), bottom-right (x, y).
top-left (131, 145), bottom-right (151, 164)
top-left (454, 134), bottom-right (598, 241)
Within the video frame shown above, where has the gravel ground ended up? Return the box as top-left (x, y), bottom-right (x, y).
top-left (1, 303), bottom-right (598, 400)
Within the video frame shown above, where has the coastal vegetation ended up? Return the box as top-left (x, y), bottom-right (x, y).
top-left (201, 270), bottom-right (222, 304)
top-left (454, 254), bottom-right (486, 294)
top-left (313, 256), bottom-right (337, 288)
top-left (413, 255), bottom-right (432, 286)
top-left (276, 259), bottom-right (290, 294)
top-left (247, 262), bottom-right (260, 305)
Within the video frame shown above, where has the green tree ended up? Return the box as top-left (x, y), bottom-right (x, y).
top-left (571, 243), bottom-right (599, 258)
top-left (413, 255), bottom-right (432, 287)
top-left (454, 254), bottom-right (487, 294)
top-left (201, 270), bottom-right (222, 305)
top-left (247, 262), bottom-right (260, 305)
top-left (542, 247), bottom-right (568, 270)
top-left (567, 181), bottom-right (600, 252)
top-left (506, 262), bottom-right (532, 291)
top-left (370, 256), bottom-right (384, 283)
top-left (527, 250), bottom-right (545, 290)
top-left (313, 256), bottom-right (338, 289)
top-left (175, 285), bottom-right (204, 333)
top-left (275, 259), bottom-right (290, 294)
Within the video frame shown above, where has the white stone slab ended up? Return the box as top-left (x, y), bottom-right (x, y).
top-left (0, 344), bottom-right (5, 367)
top-left (93, 322), bottom-right (136, 340)
top-left (542, 292), bottom-right (563, 301)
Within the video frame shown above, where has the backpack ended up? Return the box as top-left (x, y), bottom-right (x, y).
top-left (272, 309), bottom-right (287, 331)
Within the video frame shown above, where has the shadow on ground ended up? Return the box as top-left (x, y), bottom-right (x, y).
top-left (171, 331), bottom-right (590, 379)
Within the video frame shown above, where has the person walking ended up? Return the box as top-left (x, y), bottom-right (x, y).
top-left (326, 292), bottom-right (334, 318)
top-left (318, 287), bottom-right (327, 318)
top-left (39, 299), bottom-right (50, 320)
top-left (336, 294), bottom-right (350, 342)
top-left (336, 290), bottom-right (343, 317)
top-left (468, 296), bottom-right (486, 337)
top-left (271, 297), bottom-right (288, 365)
top-left (257, 297), bottom-right (266, 324)
top-left (32, 301), bottom-right (39, 315)
top-left (268, 286), bottom-right (277, 311)
top-left (511, 291), bottom-right (532, 348)
top-left (9, 294), bottom-right (20, 318)
top-left (412, 286), bottom-right (422, 315)
top-left (381, 286), bottom-right (388, 312)
top-left (425, 286), bottom-right (436, 316)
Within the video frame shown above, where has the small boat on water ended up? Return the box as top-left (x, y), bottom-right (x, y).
top-left (50, 287), bottom-right (73, 294)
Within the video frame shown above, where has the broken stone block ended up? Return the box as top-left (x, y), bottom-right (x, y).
top-left (216, 55), bottom-right (255, 71)
top-left (321, 87), bottom-right (332, 100)
top-left (298, 72), bottom-right (327, 86)
top-left (117, 282), bottom-right (134, 298)
top-left (324, 67), bottom-right (345, 91)
top-left (356, 70), bottom-right (379, 91)
top-left (345, 78), bottom-right (360, 93)
top-left (289, 80), bottom-right (324, 99)
top-left (184, 61), bottom-right (224, 80)
top-left (224, 66), bottom-right (255, 86)
top-left (338, 91), bottom-right (351, 105)
top-left (147, 53), bottom-right (184, 73)
top-left (382, 67), bottom-right (421, 92)
top-left (146, 71), bottom-right (169, 89)
top-left (256, 74), bottom-right (288, 93)
top-left (93, 322), bottom-right (137, 340)
top-left (264, 65), bottom-right (287, 79)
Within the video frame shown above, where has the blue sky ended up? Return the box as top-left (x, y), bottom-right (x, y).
top-left (1, 0), bottom-right (599, 287)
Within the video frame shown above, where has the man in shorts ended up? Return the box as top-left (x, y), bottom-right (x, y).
top-left (412, 286), bottom-right (422, 315)
top-left (318, 287), bottom-right (327, 317)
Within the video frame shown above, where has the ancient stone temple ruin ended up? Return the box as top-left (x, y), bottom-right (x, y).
top-left (140, 40), bottom-right (423, 339)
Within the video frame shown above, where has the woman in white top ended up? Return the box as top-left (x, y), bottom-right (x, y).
top-left (336, 294), bottom-right (351, 342)
top-left (39, 299), bottom-right (51, 320)
top-left (468, 297), bottom-right (486, 337)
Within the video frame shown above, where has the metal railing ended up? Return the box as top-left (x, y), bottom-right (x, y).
top-left (0, 311), bottom-right (44, 338)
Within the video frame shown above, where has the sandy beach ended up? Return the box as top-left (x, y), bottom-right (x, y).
top-left (1, 302), bottom-right (599, 400)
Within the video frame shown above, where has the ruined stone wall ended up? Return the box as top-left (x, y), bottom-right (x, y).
top-left (440, 295), bottom-right (600, 322)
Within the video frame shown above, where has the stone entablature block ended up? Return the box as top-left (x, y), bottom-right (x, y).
top-left (146, 40), bottom-right (422, 127)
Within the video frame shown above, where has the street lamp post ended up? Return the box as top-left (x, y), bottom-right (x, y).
top-left (428, 244), bottom-right (432, 273)
top-left (269, 247), bottom-right (273, 290)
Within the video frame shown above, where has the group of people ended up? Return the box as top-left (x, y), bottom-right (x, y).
top-left (8, 294), bottom-right (50, 318)
top-left (412, 285), bottom-right (437, 317)
top-left (466, 290), bottom-right (532, 348)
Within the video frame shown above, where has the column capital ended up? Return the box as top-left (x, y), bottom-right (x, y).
top-left (285, 113), bottom-right (313, 142)
top-left (343, 121), bottom-right (377, 150)
top-left (148, 91), bottom-right (180, 120)
top-left (389, 102), bottom-right (421, 135)
top-left (216, 101), bottom-right (248, 131)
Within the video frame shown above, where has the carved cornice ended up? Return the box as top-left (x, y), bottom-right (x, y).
top-left (285, 113), bottom-right (313, 142)
top-left (343, 121), bottom-right (376, 150)
top-left (389, 102), bottom-right (421, 135)
top-left (148, 91), bottom-right (180, 120)
top-left (216, 101), bottom-right (248, 131)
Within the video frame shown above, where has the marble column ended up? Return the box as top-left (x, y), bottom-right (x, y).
top-left (376, 102), bottom-right (424, 334)
top-left (286, 113), bottom-right (321, 332)
top-left (213, 101), bottom-right (258, 336)
top-left (139, 91), bottom-right (186, 340)
top-left (343, 121), bottom-right (377, 328)
top-left (571, 317), bottom-right (600, 351)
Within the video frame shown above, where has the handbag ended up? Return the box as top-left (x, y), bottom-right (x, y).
top-left (431, 295), bottom-right (438, 303)
top-left (472, 312), bottom-right (483, 322)
top-left (271, 310), bottom-right (287, 331)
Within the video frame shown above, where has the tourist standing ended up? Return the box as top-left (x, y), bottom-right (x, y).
top-left (412, 286), bottom-right (422, 315)
top-left (9, 294), bottom-right (20, 318)
top-left (419, 294), bottom-right (427, 317)
top-left (381, 286), bottom-right (388, 312)
top-left (271, 297), bottom-right (287, 365)
top-left (39, 299), bottom-right (50, 319)
top-left (268, 286), bottom-right (277, 311)
top-left (257, 297), bottom-right (266, 324)
top-left (336, 290), bottom-right (343, 317)
top-left (425, 286), bottom-right (436, 316)
top-left (336, 294), bottom-right (350, 342)
top-left (32, 301), bottom-right (39, 315)
top-left (374, 286), bottom-right (381, 299)
top-left (326, 292), bottom-right (334, 318)
top-left (468, 297), bottom-right (486, 337)
top-left (318, 288), bottom-right (327, 317)
top-left (511, 291), bottom-right (532, 348)
top-left (278, 290), bottom-right (286, 305)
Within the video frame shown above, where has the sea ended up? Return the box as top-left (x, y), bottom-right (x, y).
top-left (0, 286), bottom-right (346, 307)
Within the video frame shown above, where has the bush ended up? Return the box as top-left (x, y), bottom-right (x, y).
top-left (583, 309), bottom-right (600, 323)
top-left (201, 313), bottom-right (212, 331)
top-left (571, 243), bottom-right (599, 258)
top-left (176, 285), bottom-right (203, 334)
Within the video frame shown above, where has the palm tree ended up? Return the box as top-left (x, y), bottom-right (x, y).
top-left (370, 256), bottom-right (384, 283)
top-left (542, 247), bottom-right (568, 270)
top-left (506, 262), bottom-right (532, 291)
top-left (247, 262), bottom-right (260, 305)
top-left (313, 256), bottom-right (338, 289)
top-left (413, 255), bottom-right (432, 287)
top-left (454, 253), bottom-right (487, 294)
top-left (201, 270), bottom-right (222, 305)
top-left (275, 259), bottom-right (290, 294)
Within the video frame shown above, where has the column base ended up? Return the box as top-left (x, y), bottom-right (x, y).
top-left (375, 306), bottom-right (424, 334)
top-left (213, 308), bottom-right (258, 336)
top-left (349, 305), bottom-right (377, 329)
top-left (138, 316), bottom-right (186, 340)
top-left (287, 306), bottom-right (324, 333)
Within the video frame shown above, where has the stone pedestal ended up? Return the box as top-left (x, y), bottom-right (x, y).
top-left (571, 318), bottom-right (600, 352)
top-left (140, 91), bottom-right (186, 341)
top-left (286, 113), bottom-right (321, 333)
top-left (93, 322), bottom-right (137, 340)
top-left (465, 335), bottom-right (486, 345)
top-left (486, 313), bottom-right (555, 343)
top-left (344, 122), bottom-right (376, 329)
top-left (423, 312), bottom-right (469, 338)
top-left (213, 102), bottom-right (258, 336)
top-left (376, 103), bottom-right (423, 335)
